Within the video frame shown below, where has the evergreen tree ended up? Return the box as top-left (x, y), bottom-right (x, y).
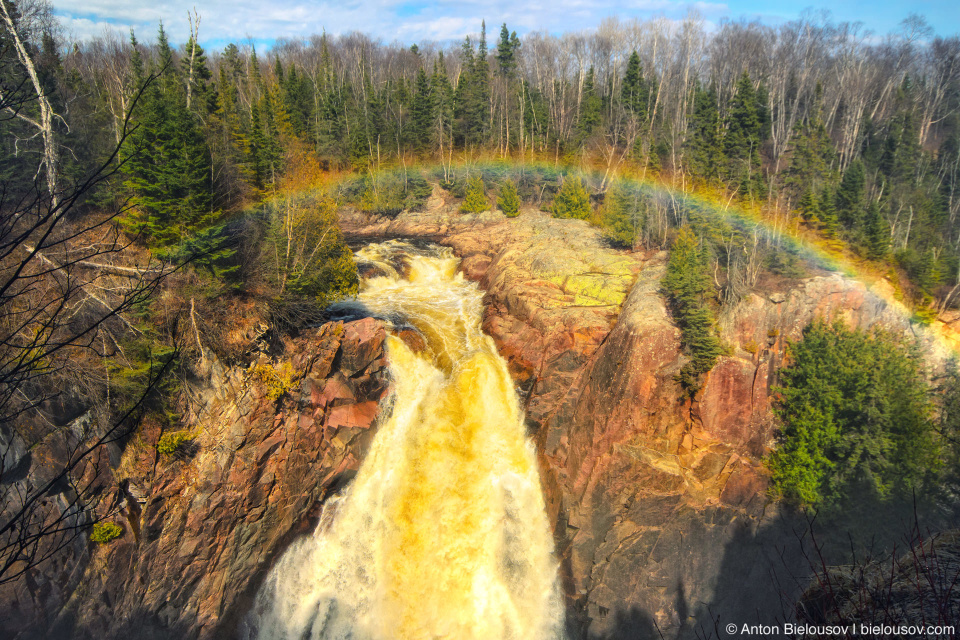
top-left (122, 22), bottom-right (214, 246)
top-left (863, 200), bottom-right (889, 259)
top-left (497, 178), bottom-right (520, 217)
top-left (819, 186), bottom-right (838, 236)
top-left (724, 72), bottom-right (764, 197)
top-left (182, 35), bottom-right (215, 116)
top-left (496, 23), bottom-right (520, 77)
top-left (661, 227), bottom-right (723, 394)
top-left (460, 175), bottom-right (489, 213)
top-left (552, 176), bottom-right (591, 220)
top-left (577, 67), bottom-right (602, 140)
top-left (431, 53), bottom-right (454, 155)
top-left (475, 20), bottom-right (490, 136)
top-left (686, 84), bottom-right (724, 182)
top-left (769, 320), bottom-right (937, 509)
top-left (785, 83), bottom-right (835, 200)
top-left (621, 51), bottom-right (648, 121)
top-left (411, 66), bottom-right (433, 153)
top-left (602, 182), bottom-right (644, 248)
top-left (798, 188), bottom-right (819, 223)
top-left (835, 160), bottom-right (866, 228)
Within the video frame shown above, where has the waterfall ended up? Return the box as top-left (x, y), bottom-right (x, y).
top-left (246, 240), bottom-right (566, 640)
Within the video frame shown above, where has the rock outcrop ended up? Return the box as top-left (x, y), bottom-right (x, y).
top-left (9, 198), bottom-right (951, 639)
top-left (342, 205), bottom-right (950, 639)
top-left (7, 318), bottom-right (390, 640)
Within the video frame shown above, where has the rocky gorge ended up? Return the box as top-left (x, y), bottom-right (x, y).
top-left (4, 192), bottom-right (956, 639)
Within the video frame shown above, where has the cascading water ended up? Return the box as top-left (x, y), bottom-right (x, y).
top-left (245, 240), bottom-right (566, 640)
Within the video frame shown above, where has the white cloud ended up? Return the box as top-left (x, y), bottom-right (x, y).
top-left (49, 0), bottom-right (734, 48)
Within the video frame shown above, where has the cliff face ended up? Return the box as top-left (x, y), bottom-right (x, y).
top-left (9, 201), bottom-right (951, 639)
top-left (8, 318), bottom-right (390, 640)
top-left (342, 206), bottom-right (950, 638)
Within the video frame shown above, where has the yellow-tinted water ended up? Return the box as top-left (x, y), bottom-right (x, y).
top-left (249, 241), bottom-right (565, 640)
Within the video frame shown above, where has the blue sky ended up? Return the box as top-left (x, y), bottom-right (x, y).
top-left (51, 0), bottom-right (959, 49)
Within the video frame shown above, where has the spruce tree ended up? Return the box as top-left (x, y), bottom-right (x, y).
top-left (863, 201), bottom-right (889, 259)
top-left (411, 67), bottom-right (434, 153)
top-left (496, 23), bottom-right (518, 76)
top-left (661, 227), bottom-right (723, 394)
top-left (431, 53), bottom-right (454, 155)
top-left (552, 176), bottom-right (591, 220)
top-left (686, 84), bottom-right (724, 183)
top-left (621, 51), bottom-right (648, 121)
top-left (460, 175), bottom-right (489, 212)
top-left (182, 35), bottom-right (215, 116)
top-left (497, 179), bottom-right (520, 217)
top-left (769, 320), bottom-right (937, 509)
top-left (724, 72), bottom-right (764, 197)
top-left (819, 186), bottom-right (838, 236)
top-left (577, 67), bottom-right (602, 140)
top-left (122, 22), bottom-right (214, 246)
top-left (835, 160), bottom-right (866, 228)
top-left (798, 189), bottom-right (819, 223)
top-left (602, 182), bottom-right (644, 248)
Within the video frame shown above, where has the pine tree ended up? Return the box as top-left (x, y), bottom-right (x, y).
top-left (460, 175), bottom-right (489, 213)
top-left (552, 176), bottom-right (591, 220)
top-left (497, 178), bottom-right (520, 217)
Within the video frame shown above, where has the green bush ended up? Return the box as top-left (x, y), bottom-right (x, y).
top-left (602, 182), bottom-right (644, 247)
top-left (460, 176), bottom-right (490, 213)
top-left (90, 521), bottom-right (123, 544)
top-left (551, 176), bottom-right (591, 220)
top-left (157, 430), bottom-right (194, 455)
top-left (768, 319), bottom-right (938, 509)
top-left (497, 179), bottom-right (520, 217)
top-left (251, 361), bottom-right (298, 400)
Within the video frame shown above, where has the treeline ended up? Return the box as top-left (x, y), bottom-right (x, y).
top-left (3, 7), bottom-right (960, 310)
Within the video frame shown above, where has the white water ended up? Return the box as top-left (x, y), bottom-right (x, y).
top-left (246, 240), bottom-right (566, 640)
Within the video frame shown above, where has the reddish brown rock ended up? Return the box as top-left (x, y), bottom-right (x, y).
top-left (7, 318), bottom-right (392, 640)
top-left (342, 205), bottom-right (950, 640)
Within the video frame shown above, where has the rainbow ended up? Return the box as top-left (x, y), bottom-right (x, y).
top-left (269, 154), bottom-right (960, 359)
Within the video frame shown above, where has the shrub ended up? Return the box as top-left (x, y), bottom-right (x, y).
top-left (90, 522), bottom-right (123, 544)
top-left (251, 361), bottom-right (298, 400)
top-left (602, 182), bottom-right (645, 248)
top-left (497, 179), bottom-right (520, 217)
top-left (157, 430), bottom-right (194, 455)
top-left (460, 176), bottom-right (490, 213)
top-left (768, 319), bottom-right (938, 509)
top-left (551, 176), bottom-right (591, 220)
top-left (263, 193), bottom-right (359, 307)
